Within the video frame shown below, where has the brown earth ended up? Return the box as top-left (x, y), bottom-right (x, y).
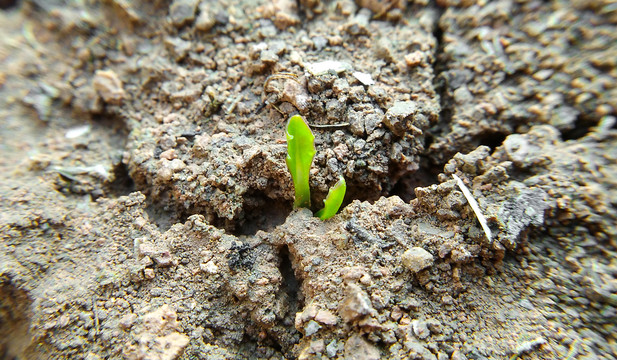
top-left (0, 0), bottom-right (616, 359)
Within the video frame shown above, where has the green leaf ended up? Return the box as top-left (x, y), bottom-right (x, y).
top-left (315, 175), bottom-right (346, 220)
top-left (286, 114), bottom-right (316, 208)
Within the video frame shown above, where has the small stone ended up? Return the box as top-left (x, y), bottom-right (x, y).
top-left (498, 188), bottom-right (549, 250)
top-left (344, 334), bottom-right (380, 360)
top-left (305, 60), bottom-right (352, 76)
top-left (353, 71), bottom-right (374, 86)
top-left (299, 339), bottom-right (326, 359)
top-left (65, 124), bottom-right (91, 139)
top-left (339, 284), bottom-right (374, 323)
top-left (304, 320), bottom-right (321, 336)
top-left (402, 247), bottom-right (434, 273)
top-left (154, 333), bottom-right (190, 359)
top-left (157, 166), bottom-right (173, 181)
top-left (385, 101), bottom-right (417, 136)
top-left (353, 139), bottom-right (366, 153)
top-left (310, 339), bottom-right (325, 353)
top-left (144, 268), bottom-right (155, 279)
top-left (150, 287), bottom-right (164, 297)
top-left (119, 313), bottom-right (137, 329)
top-left (326, 340), bottom-right (339, 358)
top-left (164, 37), bottom-right (192, 61)
top-left (348, 109), bottom-right (366, 136)
top-left (374, 37), bottom-right (394, 63)
top-left (426, 319), bottom-right (442, 334)
top-left (272, 0), bottom-right (300, 30)
top-left (295, 304), bottom-right (319, 329)
top-left (260, 50), bottom-right (279, 65)
top-left (514, 337), bottom-right (546, 355)
top-left (280, 79), bottom-right (310, 112)
top-left (200, 261), bottom-right (219, 274)
top-left (93, 70), bottom-right (125, 104)
top-left (453, 86), bottom-right (473, 104)
top-left (404, 51), bottom-right (424, 67)
top-left (411, 320), bottom-right (430, 339)
top-left (169, 0), bottom-right (199, 27)
top-left (107, 0), bottom-right (141, 23)
top-left (137, 239), bottom-right (172, 267)
top-left (333, 78), bottom-right (350, 95)
top-left (333, 143), bottom-right (350, 161)
top-left (441, 295), bottom-right (454, 305)
top-left (450, 247), bottom-right (472, 263)
top-left (169, 159), bottom-right (186, 172)
top-left (289, 51), bottom-right (302, 64)
top-left (313, 36), bottom-right (328, 50)
top-left (403, 338), bottom-right (436, 360)
top-left (382, 329), bottom-right (397, 344)
top-left (550, 106), bottom-right (579, 131)
top-left (532, 69), bottom-right (553, 81)
top-left (344, 8), bottom-right (370, 35)
top-left (390, 306), bottom-right (403, 321)
top-left (195, 4), bottom-right (216, 31)
top-left (329, 35), bottom-right (343, 46)
top-left (364, 112), bottom-right (382, 134)
top-left (159, 149), bottom-right (176, 160)
top-left (315, 309), bottom-right (338, 326)
top-left (359, 273), bottom-right (372, 286)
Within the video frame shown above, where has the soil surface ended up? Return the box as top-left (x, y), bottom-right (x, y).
top-left (1, 0), bottom-right (616, 359)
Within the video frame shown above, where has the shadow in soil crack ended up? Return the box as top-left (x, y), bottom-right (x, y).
top-left (106, 162), bottom-right (135, 197)
top-left (0, 280), bottom-right (33, 360)
top-left (389, 157), bottom-right (441, 202)
top-left (233, 191), bottom-right (292, 236)
top-left (278, 245), bottom-right (304, 315)
top-left (272, 244), bottom-right (304, 356)
top-left (561, 113), bottom-right (602, 141)
top-left (0, 0), bottom-right (18, 10)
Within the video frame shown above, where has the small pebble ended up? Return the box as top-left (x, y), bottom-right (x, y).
top-left (402, 247), bottom-right (434, 273)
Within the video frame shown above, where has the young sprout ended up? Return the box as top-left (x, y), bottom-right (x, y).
top-left (315, 175), bottom-right (347, 220)
top-left (285, 114), bottom-right (347, 219)
top-left (286, 114), bottom-right (316, 208)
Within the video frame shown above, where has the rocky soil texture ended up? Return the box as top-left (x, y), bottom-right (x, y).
top-left (0, 0), bottom-right (616, 359)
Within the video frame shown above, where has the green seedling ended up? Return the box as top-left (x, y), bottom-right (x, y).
top-left (285, 114), bottom-right (347, 219)
top-left (315, 175), bottom-right (347, 220)
top-left (286, 114), bottom-right (316, 208)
